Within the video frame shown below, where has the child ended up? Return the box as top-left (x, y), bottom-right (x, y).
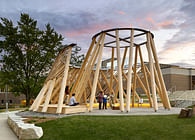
top-left (103, 93), bottom-right (108, 109)
top-left (139, 98), bottom-right (143, 107)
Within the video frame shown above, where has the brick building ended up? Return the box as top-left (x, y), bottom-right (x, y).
top-left (0, 91), bottom-right (25, 106)
top-left (161, 64), bottom-right (195, 91)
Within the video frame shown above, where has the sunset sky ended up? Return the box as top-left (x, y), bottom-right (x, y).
top-left (1, 0), bottom-right (195, 68)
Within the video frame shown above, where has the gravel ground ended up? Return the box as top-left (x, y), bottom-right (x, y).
top-left (16, 107), bottom-right (182, 118)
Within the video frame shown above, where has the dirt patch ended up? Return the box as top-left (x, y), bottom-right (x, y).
top-left (23, 116), bottom-right (57, 124)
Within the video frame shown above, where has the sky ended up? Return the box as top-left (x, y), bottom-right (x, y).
top-left (1, 0), bottom-right (195, 68)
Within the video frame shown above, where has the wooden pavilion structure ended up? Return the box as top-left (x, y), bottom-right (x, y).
top-left (30, 28), bottom-right (171, 114)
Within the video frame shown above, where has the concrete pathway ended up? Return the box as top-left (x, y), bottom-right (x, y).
top-left (0, 112), bottom-right (18, 140)
top-left (17, 107), bottom-right (181, 118)
top-left (84, 107), bottom-right (181, 116)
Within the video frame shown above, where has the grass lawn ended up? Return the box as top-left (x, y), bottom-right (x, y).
top-left (36, 115), bottom-right (195, 140)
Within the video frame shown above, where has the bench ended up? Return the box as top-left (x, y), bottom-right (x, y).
top-left (37, 104), bottom-right (88, 114)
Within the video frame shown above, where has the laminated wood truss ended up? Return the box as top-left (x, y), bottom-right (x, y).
top-left (30, 28), bottom-right (171, 114)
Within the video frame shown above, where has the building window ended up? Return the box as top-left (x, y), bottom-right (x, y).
top-left (1, 100), bottom-right (4, 104)
top-left (9, 100), bottom-right (12, 104)
top-left (192, 76), bottom-right (195, 90)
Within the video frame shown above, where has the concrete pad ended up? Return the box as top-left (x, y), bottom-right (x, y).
top-left (84, 107), bottom-right (181, 116)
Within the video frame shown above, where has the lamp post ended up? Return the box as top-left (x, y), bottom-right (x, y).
top-left (5, 84), bottom-right (8, 112)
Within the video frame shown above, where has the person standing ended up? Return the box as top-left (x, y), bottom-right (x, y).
top-left (138, 98), bottom-right (143, 107)
top-left (98, 91), bottom-right (103, 110)
top-left (103, 93), bottom-right (108, 110)
top-left (64, 86), bottom-right (70, 104)
top-left (110, 92), bottom-right (114, 108)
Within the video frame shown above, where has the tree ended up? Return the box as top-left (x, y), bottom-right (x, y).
top-left (0, 13), bottom-right (64, 106)
top-left (70, 45), bottom-right (85, 66)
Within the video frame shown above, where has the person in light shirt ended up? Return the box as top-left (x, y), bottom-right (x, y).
top-left (138, 98), bottom-right (143, 107)
top-left (103, 93), bottom-right (108, 109)
top-left (69, 93), bottom-right (79, 106)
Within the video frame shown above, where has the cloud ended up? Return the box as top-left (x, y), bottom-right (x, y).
top-left (156, 0), bottom-right (195, 67)
top-left (170, 62), bottom-right (195, 68)
top-left (116, 11), bottom-right (126, 15)
top-left (157, 20), bottom-right (174, 28)
top-left (159, 41), bottom-right (195, 67)
top-left (146, 17), bottom-right (155, 24)
top-left (65, 23), bottom-right (112, 38)
top-left (34, 11), bottom-right (97, 31)
top-left (1, 0), bottom-right (195, 67)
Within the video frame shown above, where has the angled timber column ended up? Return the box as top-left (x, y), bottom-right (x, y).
top-left (51, 79), bottom-right (63, 104)
top-left (138, 47), bottom-right (153, 107)
top-left (68, 69), bottom-right (78, 87)
top-left (74, 35), bottom-right (103, 101)
top-left (146, 33), bottom-right (158, 112)
top-left (132, 46), bottom-right (138, 107)
top-left (145, 66), bottom-right (162, 100)
top-left (87, 79), bottom-right (97, 103)
top-left (110, 48), bottom-right (114, 94)
top-left (42, 78), bottom-right (56, 112)
top-left (33, 81), bottom-right (50, 111)
top-left (83, 89), bottom-right (87, 104)
top-left (153, 65), bottom-right (166, 107)
top-left (56, 46), bottom-right (72, 114)
top-left (122, 71), bottom-right (141, 101)
top-left (70, 37), bottom-right (96, 98)
top-left (75, 35), bottom-right (103, 101)
top-left (149, 34), bottom-right (171, 109)
top-left (91, 71), bottom-right (103, 94)
top-left (126, 29), bottom-right (134, 112)
top-left (112, 74), bottom-right (119, 103)
top-left (100, 71), bottom-right (114, 93)
top-left (116, 30), bottom-right (124, 112)
top-left (89, 33), bottom-right (105, 112)
top-left (121, 48), bottom-right (128, 68)
top-left (51, 77), bottom-right (63, 103)
top-left (30, 82), bottom-right (48, 110)
top-left (66, 68), bottom-right (76, 85)
top-left (113, 74), bottom-right (128, 98)
top-left (30, 85), bottom-right (44, 110)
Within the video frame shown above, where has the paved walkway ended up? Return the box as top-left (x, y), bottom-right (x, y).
top-left (17, 107), bottom-right (181, 118)
top-left (0, 112), bottom-right (18, 140)
top-left (85, 107), bottom-right (181, 116)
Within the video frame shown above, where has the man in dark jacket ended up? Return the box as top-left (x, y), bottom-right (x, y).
top-left (98, 91), bottom-right (104, 110)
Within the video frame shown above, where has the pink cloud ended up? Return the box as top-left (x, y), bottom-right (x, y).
top-left (146, 17), bottom-right (155, 24)
top-left (65, 23), bottom-right (112, 38)
top-left (64, 19), bottom-right (135, 39)
top-left (159, 41), bottom-right (195, 56)
top-left (117, 11), bottom-right (126, 15)
top-left (129, 24), bottom-right (133, 27)
top-left (143, 16), bottom-right (176, 30)
top-left (135, 18), bottom-right (142, 23)
top-left (157, 20), bottom-right (174, 28)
